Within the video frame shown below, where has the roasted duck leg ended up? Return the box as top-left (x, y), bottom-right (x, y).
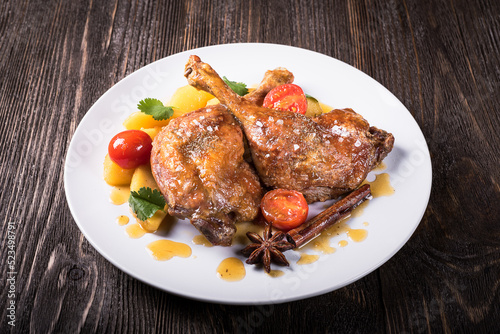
top-left (185, 55), bottom-right (394, 202)
top-left (151, 104), bottom-right (261, 246)
top-left (151, 67), bottom-right (294, 246)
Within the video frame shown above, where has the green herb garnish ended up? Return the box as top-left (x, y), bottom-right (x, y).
top-left (137, 98), bottom-right (174, 121)
top-left (223, 76), bottom-right (249, 96)
top-left (128, 187), bottom-right (166, 221)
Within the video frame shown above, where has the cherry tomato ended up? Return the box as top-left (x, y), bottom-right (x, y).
top-left (108, 130), bottom-right (153, 169)
top-left (262, 84), bottom-right (308, 115)
top-left (261, 189), bottom-right (309, 231)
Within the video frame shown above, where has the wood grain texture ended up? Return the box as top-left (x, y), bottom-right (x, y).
top-left (0, 0), bottom-right (499, 333)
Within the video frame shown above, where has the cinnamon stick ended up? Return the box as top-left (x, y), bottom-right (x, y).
top-left (286, 184), bottom-right (371, 248)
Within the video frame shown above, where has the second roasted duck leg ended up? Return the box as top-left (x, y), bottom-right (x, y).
top-left (185, 55), bottom-right (394, 203)
top-left (151, 66), bottom-right (294, 246)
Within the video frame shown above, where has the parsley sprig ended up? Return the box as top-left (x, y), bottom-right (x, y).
top-left (223, 76), bottom-right (248, 96)
top-left (137, 98), bottom-right (174, 121)
top-left (128, 187), bottom-right (166, 221)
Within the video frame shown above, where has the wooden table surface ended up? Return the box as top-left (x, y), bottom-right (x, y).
top-left (1, 0), bottom-right (499, 332)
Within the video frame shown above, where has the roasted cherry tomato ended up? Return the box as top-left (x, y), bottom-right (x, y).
top-left (261, 189), bottom-right (309, 231)
top-left (108, 130), bottom-right (153, 169)
top-left (262, 84), bottom-right (308, 115)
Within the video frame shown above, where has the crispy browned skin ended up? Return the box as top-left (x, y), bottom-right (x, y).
top-left (185, 55), bottom-right (394, 203)
top-left (151, 67), bottom-right (294, 246)
top-left (151, 105), bottom-right (262, 246)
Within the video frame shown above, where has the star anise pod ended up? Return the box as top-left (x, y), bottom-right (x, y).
top-left (241, 224), bottom-right (296, 273)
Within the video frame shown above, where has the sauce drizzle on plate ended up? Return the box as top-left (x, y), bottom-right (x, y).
top-left (147, 240), bottom-right (192, 261)
top-left (217, 257), bottom-right (246, 281)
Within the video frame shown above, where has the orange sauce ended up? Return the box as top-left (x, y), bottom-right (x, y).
top-left (216, 257), bottom-right (246, 282)
top-left (364, 173), bottom-right (394, 197)
top-left (297, 253), bottom-right (320, 265)
top-left (116, 215), bottom-right (129, 226)
top-left (126, 223), bottom-right (146, 239)
top-left (192, 234), bottom-right (213, 247)
top-left (301, 215), bottom-right (368, 255)
top-left (310, 234), bottom-right (337, 254)
top-left (146, 239), bottom-right (192, 261)
top-left (347, 227), bottom-right (368, 242)
top-left (110, 186), bottom-right (130, 205)
top-left (267, 270), bottom-right (285, 278)
top-left (333, 220), bottom-right (368, 243)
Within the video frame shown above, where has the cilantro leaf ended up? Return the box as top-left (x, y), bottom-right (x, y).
top-left (137, 98), bottom-right (174, 121)
top-left (223, 76), bottom-right (248, 96)
top-left (128, 187), bottom-right (166, 221)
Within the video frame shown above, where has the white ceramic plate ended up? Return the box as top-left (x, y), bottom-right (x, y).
top-left (64, 43), bottom-right (432, 305)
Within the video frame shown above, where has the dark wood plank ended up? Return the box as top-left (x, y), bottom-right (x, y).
top-left (1, 0), bottom-right (499, 333)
